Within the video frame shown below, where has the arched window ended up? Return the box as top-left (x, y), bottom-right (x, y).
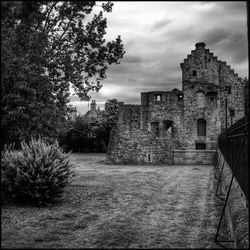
top-left (197, 91), bottom-right (205, 108)
top-left (197, 119), bottom-right (206, 136)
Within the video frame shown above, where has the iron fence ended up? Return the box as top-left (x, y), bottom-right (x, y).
top-left (218, 115), bottom-right (249, 202)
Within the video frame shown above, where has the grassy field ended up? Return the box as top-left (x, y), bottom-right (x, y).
top-left (1, 153), bottom-right (232, 248)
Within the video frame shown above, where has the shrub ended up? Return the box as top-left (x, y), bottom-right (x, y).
top-left (1, 137), bottom-right (74, 205)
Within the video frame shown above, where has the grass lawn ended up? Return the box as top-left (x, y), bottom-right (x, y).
top-left (1, 153), bottom-right (232, 248)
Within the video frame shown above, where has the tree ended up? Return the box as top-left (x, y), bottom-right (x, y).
top-left (1, 1), bottom-right (125, 148)
top-left (60, 116), bottom-right (90, 152)
top-left (102, 99), bottom-right (120, 128)
top-left (59, 115), bottom-right (107, 153)
top-left (94, 99), bottom-right (120, 149)
top-left (59, 99), bottom-right (120, 152)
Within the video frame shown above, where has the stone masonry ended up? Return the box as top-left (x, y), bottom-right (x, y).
top-left (107, 42), bottom-right (246, 164)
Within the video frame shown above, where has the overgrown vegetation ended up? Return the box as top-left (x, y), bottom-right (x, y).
top-left (59, 99), bottom-right (120, 152)
top-left (59, 116), bottom-right (108, 152)
top-left (1, 137), bottom-right (74, 205)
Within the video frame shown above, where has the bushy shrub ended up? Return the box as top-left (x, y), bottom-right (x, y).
top-left (1, 137), bottom-right (74, 205)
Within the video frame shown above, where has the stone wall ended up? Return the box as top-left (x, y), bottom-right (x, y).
top-left (218, 62), bottom-right (246, 131)
top-left (107, 104), bottom-right (181, 164)
top-left (182, 81), bottom-right (220, 149)
top-left (141, 89), bottom-right (185, 143)
top-left (173, 150), bottom-right (217, 165)
top-left (180, 42), bottom-right (245, 149)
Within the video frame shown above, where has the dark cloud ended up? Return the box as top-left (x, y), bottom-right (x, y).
top-left (70, 2), bottom-right (248, 111)
top-left (226, 34), bottom-right (248, 64)
top-left (196, 2), bottom-right (247, 26)
top-left (128, 78), bottom-right (137, 82)
top-left (150, 19), bottom-right (172, 30)
top-left (123, 55), bottom-right (142, 63)
top-left (202, 28), bottom-right (230, 47)
top-left (212, 33), bottom-right (248, 65)
top-left (217, 2), bottom-right (247, 15)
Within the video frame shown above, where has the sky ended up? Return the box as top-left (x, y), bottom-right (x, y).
top-left (69, 1), bottom-right (248, 115)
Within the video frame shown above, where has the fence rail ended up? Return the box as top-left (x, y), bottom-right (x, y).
top-left (218, 115), bottom-right (249, 202)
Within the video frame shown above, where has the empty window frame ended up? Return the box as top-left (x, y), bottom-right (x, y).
top-left (177, 93), bottom-right (183, 100)
top-left (193, 70), bottom-right (197, 76)
top-left (147, 153), bottom-right (151, 163)
top-left (229, 108), bottom-right (235, 117)
top-left (155, 94), bottom-right (162, 102)
top-left (196, 143), bottom-right (206, 150)
top-left (226, 86), bottom-right (231, 94)
top-left (163, 120), bottom-right (174, 138)
top-left (197, 119), bottom-right (206, 136)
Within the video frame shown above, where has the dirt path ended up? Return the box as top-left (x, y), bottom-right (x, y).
top-left (1, 153), bottom-right (231, 248)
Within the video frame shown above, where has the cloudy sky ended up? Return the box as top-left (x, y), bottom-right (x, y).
top-left (70, 1), bottom-right (248, 115)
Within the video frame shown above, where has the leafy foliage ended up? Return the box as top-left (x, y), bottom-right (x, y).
top-left (102, 99), bottom-right (120, 128)
top-left (59, 115), bottom-right (107, 152)
top-left (1, 137), bottom-right (74, 205)
top-left (1, 1), bottom-right (125, 148)
top-left (59, 99), bottom-right (120, 152)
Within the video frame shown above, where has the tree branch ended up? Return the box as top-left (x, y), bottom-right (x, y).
top-left (42, 2), bottom-right (57, 33)
top-left (46, 17), bottom-right (74, 57)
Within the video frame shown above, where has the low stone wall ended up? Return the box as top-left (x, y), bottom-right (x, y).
top-left (217, 150), bottom-right (249, 249)
top-left (173, 150), bottom-right (216, 165)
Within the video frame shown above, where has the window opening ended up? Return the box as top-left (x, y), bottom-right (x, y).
top-left (155, 94), bottom-right (162, 102)
top-left (163, 120), bottom-right (174, 138)
top-left (226, 86), bottom-right (231, 94)
top-left (229, 108), bottom-right (235, 126)
top-left (193, 70), bottom-right (197, 76)
top-left (148, 153), bottom-right (151, 162)
top-left (177, 93), bottom-right (183, 100)
top-left (196, 143), bottom-right (206, 150)
top-left (229, 108), bottom-right (235, 117)
top-left (197, 119), bottom-right (206, 136)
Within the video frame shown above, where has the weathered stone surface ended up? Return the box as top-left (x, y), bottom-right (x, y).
top-left (107, 42), bottom-right (246, 164)
top-left (173, 150), bottom-right (217, 165)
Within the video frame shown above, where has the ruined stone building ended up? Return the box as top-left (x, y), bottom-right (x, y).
top-left (107, 42), bottom-right (247, 164)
